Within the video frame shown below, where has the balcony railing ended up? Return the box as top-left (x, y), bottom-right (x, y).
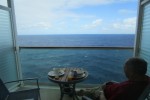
top-left (19, 46), bottom-right (133, 85)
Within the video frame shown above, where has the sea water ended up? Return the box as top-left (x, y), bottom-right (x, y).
top-left (18, 34), bottom-right (134, 84)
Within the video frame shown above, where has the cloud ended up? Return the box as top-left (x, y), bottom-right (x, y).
top-left (14, 0), bottom-right (136, 18)
top-left (82, 19), bottom-right (103, 29)
top-left (113, 17), bottom-right (136, 28)
top-left (112, 17), bottom-right (137, 33)
top-left (59, 0), bottom-right (137, 9)
top-left (119, 9), bottom-right (136, 14)
top-left (14, 0), bottom-right (137, 35)
top-left (14, 0), bottom-right (97, 30)
top-left (83, 17), bottom-right (137, 34)
top-left (30, 22), bottom-right (52, 29)
top-left (17, 21), bottom-right (52, 29)
top-left (15, 0), bottom-right (136, 9)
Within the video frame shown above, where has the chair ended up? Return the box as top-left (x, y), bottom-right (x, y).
top-left (82, 96), bottom-right (92, 100)
top-left (0, 78), bottom-right (41, 100)
top-left (82, 83), bottom-right (150, 100)
top-left (138, 83), bottom-right (150, 100)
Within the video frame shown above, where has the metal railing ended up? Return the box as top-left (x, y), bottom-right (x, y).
top-left (18, 46), bottom-right (134, 84)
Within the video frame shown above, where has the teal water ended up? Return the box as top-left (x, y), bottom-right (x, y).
top-left (18, 34), bottom-right (134, 84)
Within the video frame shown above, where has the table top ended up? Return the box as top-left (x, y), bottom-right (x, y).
top-left (48, 68), bottom-right (88, 84)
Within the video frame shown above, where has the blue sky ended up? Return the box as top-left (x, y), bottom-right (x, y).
top-left (14, 0), bottom-right (138, 35)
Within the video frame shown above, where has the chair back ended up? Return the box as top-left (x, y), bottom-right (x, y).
top-left (138, 82), bottom-right (150, 100)
top-left (0, 78), bottom-right (9, 100)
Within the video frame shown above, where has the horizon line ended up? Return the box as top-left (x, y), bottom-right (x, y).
top-left (18, 33), bottom-right (135, 35)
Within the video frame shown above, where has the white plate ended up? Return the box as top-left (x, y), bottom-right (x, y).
top-left (48, 70), bottom-right (64, 77)
top-left (77, 70), bottom-right (84, 75)
top-left (76, 73), bottom-right (85, 79)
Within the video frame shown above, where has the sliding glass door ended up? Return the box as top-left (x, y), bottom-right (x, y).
top-left (135, 0), bottom-right (150, 75)
top-left (0, 0), bottom-right (19, 86)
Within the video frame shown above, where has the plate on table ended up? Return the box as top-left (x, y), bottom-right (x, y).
top-left (48, 70), bottom-right (64, 77)
top-left (76, 69), bottom-right (84, 75)
top-left (76, 73), bottom-right (85, 79)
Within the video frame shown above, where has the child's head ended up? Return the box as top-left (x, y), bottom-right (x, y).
top-left (124, 57), bottom-right (147, 79)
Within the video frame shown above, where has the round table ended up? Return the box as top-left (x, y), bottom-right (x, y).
top-left (48, 68), bottom-right (88, 100)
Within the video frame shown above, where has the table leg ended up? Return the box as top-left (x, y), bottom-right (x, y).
top-left (58, 83), bottom-right (64, 100)
top-left (72, 84), bottom-right (79, 100)
top-left (58, 83), bottom-right (79, 100)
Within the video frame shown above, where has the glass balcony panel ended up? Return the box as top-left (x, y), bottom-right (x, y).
top-left (19, 48), bottom-right (133, 84)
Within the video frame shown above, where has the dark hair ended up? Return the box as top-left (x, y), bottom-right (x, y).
top-left (125, 57), bottom-right (147, 75)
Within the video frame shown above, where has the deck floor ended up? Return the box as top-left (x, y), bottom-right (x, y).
top-left (19, 85), bottom-right (84, 100)
top-left (40, 87), bottom-right (82, 100)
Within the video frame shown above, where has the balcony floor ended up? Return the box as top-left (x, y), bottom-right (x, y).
top-left (40, 87), bottom-right (82, 100)
top-left (20, 85), bottom-right (85, 100)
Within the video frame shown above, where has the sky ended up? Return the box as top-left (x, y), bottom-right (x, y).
top-left (14, 0), bottom-right (138, 35)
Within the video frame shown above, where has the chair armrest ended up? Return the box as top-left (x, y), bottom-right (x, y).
top-left (82, 96), bottom-right (93, 100)
top-left (138, 84), bottom-right (150, 100)
top-left (4, 78), bottom-right (39, 88)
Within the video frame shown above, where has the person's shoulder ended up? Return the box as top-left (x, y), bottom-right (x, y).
top-left (115, 80), bottom-right (133, 88)
top-left (105, 81), bottom-right (130, 89)
top-left (119, 80), bottom-right (131, 85)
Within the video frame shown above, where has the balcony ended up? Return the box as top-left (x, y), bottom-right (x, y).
top-left (17, 46), bottom-right (134, 100)
top-left (1, 0), bottom-right (150, 100)
top-left (19, 46), bottom-right (133, 85)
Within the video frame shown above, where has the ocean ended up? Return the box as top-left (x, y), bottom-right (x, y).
top-left (18, 34), bottom-right (134, 47)
top-left (18, 34), bottom-right (135, 84)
